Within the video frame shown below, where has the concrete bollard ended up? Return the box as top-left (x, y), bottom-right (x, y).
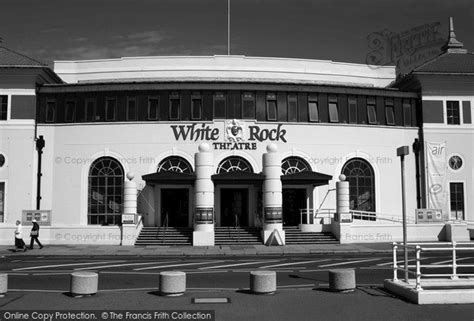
top-left (0, 273), bottom-right (7, 297)
top-left (250, 271), bottom-right (276, 294)
top-left (329, 269), bottom-right (356, 292)
top-left (159, 271), bottom-right (186, 296)
top-left (70, 272), bottom-right (99, 297)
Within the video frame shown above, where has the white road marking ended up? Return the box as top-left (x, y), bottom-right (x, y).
top-left (259, 259), bottom-right (332, 269)
top-left (319, 258), bottom-right (380, 268)
top-left (74, 261), bottom-right (178, 270)
top-left (13, 261), bottom-right (126, 271)
top-left (432, 257), bottom-right (473, 265)
top-left (199, 260), bottom-right (279, 270)
top-left (32, 272), bottom-right (73, 276)
top-left (277, 284), bottom-right (315, 288)
top-left (377, 258), bottom-right (420, 266)
top-left (134, 260), bottom-right (224, 271)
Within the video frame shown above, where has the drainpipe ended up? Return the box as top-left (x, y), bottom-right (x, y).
top-left (36, 135), bottom-right (45, 210)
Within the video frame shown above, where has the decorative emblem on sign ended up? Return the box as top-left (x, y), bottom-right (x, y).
top-left (225, 119), bottom-right (244, 142)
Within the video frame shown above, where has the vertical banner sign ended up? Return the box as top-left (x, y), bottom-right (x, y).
top-left (426, 142), bottom-right (448, 219)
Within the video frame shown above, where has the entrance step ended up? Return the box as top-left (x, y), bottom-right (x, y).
top-left (135, 227), bottom-right (193, 246)
top-left (215, 227), bottom-right (262, 245)
top-left (283, 226), bottom-right (338, 244)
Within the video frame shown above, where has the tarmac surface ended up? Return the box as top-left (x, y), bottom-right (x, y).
top-left (0, 242), bottom-right (395, 257)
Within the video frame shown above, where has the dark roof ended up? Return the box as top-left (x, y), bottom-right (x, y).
top-left (211, 171), bottom-right (265, 185)
top-left (0, 46), bottom-right (47, 67)
top-left (413, 52), bottom-right (474, 74)
top-left (142, 171), bottom-right (196, 185)
top-left (281, 171), bottom-right (332, 186)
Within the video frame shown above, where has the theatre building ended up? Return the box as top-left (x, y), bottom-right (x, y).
top-left (0, 22), bottom-right (472, 245)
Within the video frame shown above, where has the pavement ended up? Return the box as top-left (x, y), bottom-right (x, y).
top-left (0, 242), bottom-right (395, 256)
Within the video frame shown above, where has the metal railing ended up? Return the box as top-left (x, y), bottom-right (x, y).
top-left (299, 208), bottom-right (335, 225)
top-left (391, 242), bottom-right (474, 290)
top-left (350, 210), bottom-right (416, 224)
top-left (161, 213), bottom-right (169, 244)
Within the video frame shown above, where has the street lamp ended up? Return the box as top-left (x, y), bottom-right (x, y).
top-left (397, 145), bottom-right (409, 282)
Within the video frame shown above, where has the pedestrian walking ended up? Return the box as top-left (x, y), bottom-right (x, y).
top-left (15, 220), bottom-right (27, 252)
top-left (30, 219), bottom-right (43, 249)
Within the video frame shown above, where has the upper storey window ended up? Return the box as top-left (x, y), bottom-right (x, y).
top-left (65, 100), bottom-right (76, 122)
top-left (148, 96), bottom-right (159, 120)
top-left (287, 94), bottom-right (298, 122)
top-left (266, 93), bottom-right (277, 121)
top-left (385, 98), bottom-right (395, 126)
top-left (169, 92), bottom-right (180, 120)
top-left (242, 92), bottom-right (255, 119)
top-left (403, 99), bottom-right (412, 126)
top-left (0, 95), bottom-right (8, 120)
top-left (446, 101), bottom-right (460, 125)
top-left (328, 95), bottom-right (339, 123)
top-left (213, 92), bottom-right (226, 119)
top-left (348, 96), bottom-right (358, 124)
top-left (367, 97), bottom-right (377, 125)
top-left (191, 92), bottom-right (202, 120)
top-left (46, 100), bottom-right (56, 123)
top-left (308, 95), bottom-right (319, 122)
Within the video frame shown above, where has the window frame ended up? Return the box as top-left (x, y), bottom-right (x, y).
top-left (241, 92), bottom-right (255, 119)
top-left (287, 94), bottom-right (298, 122)
top-left (213, 92), bottom-right (226, 119)
top-left (348, 96), bottom-right (358, 124)
top-left (85, 98), bottom-right (97, 122)
top-left (367, 97), bottom-right (377, 125)
top-left (126, 97), bottom-right (137, 121)
top-left (169, 92), bottom-right (181, 121)
top-left (147, 96), bottom-right (160, 121)
top-left (308, 94), bottom-right (319, 122)
top-left (446, 100), bottom-right (460, 125)
top-left (328, 95), bottom-right (339, 123)
top-left (65, 100), bottom-right (76, 123)
top-left (385, 98), bottom-right (395, 126)
top-left (105, 97), bottom-right (117, 122)
top-left (191, 92), bottom-right (202, 120)
top-left (45, 99), bottom-right (56, 123)
top-left (403, 99), bottom-right (412, 126)
top-left (449, 181), bottom-right (465, 220)
top-left (266, 93), bottom-right (277, 121)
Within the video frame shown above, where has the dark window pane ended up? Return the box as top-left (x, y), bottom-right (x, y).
top-left (348, 97), bottom-right (357, 123)
top-left (447, 101), bottom-right (460, 125)
top-left (65, 101), bottom-right (75, 122)
top-left (213, 93), bottom-right (226, 119)
top-left (242, 92), bottom-right (255, 119)
top-left (106, 98), bottom-right (116, 121)
top-left (288, 95), bottom-right (298, 122)
top-left (46, 101), bottom-right (56, 122)
top-left (0, 95), bottom-right (8, 120)
top-left (127, 98), bottom-right (136, 121)
top-left (169, 95), bottom-right (180, 120)
top-left (85, 100), bottom-right (96, 122)
top-left (191, 98), bottom-right (202, 119)
top-left (148, 97), bottom-right (159, 120)
top-left (403, 100), bottom-right (412, 126)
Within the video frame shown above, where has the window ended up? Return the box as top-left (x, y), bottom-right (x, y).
top-left (281, 157), bottom-right (311, 175)
top-left (157, 156), bottom-right (193, 174)
top-left (148, 96), bottom-right (159, 120)
top-left (217, 156), bottom-right (253, 173)
top-left (126, 97), bottom-right (137, 121)
top-left (88, 157), bottom-right (124, 225)
top-left (403, 99), bottom-right (412, 126)
top-left (169, 92), bottom-right (180, 120)
top-left (385, 98), bottom-right (395, 125)
top-left (288, 94), bottom-right (298, 122)
top-left (348, 96), bottom-right (358, 123)
top-left (0, 95), bottom-right (7, 120)
top-left (367, 97), bottom-right (377, 124)
top-left (308, 95), bottom-right (319, 122)
top-left (342, 158), bottom-right (375, 215)
top-left (46, 100), bottom-right (56, 123)
top-left (191, 93), bottom-right (202, 120)
top-left (65, 100), bottom-right (75, 122)
top-left (242, 92), bottom-right (255, 119)
top-left (213, 92), bottom-right (226, 119)
top-left (85, 98), bottom-right (96, 122)
top-left (105, 98), bottom-right (117, 121)
top-left (328, 96), bottom-right (339, 122)
top-left (450, 182), bottom-right (464, 220)
top-left (446, 101), bottom-right (460, 125)
top-left (0, 182), bottom-right (4, 222)
top-left (266, 93), bottom-right (277, 121)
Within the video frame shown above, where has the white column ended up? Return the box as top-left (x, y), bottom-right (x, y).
top-left (332, 174), bottom-right (352, 243)
top-left (262, 144), bottom-right (285, 245)
top-left (193, 143), bottom-right (215, 246)
top-left (121, 172), bottom-right (139, 246)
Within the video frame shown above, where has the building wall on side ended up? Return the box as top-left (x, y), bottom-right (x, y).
top-left (36, 121), bottom-right (419, 228)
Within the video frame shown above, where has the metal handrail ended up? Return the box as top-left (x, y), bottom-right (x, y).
top-left (161, 213), bottom-right (169, 244)
top-left (350, 210), bottom-right (416, 224)
top-left (299, 208), bottom-right (335, 225)
top-left (391, 241), bottom-right (474, 290)
top-left (234, 212), bottom-right (240, 243)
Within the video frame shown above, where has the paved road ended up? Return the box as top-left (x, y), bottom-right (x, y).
top-left (2, 253), bottom-right (473, 291)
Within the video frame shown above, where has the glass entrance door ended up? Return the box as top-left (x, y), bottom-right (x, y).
top-left (220, 189), bottom-right (248, 227)
top-left (282, 188), bottom-right (306, 226)
top-left (161, 189), bottom-right (189, 227)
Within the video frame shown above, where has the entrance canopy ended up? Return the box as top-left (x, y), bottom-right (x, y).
top-left (211, 171), bottom-right (265, 185)
top-left (281, 171), bottom-right (332, 186)
top-left (142, 171), bottom-right (196, 185)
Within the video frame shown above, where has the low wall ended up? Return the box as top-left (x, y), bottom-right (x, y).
top-left (333, 222), bottom-right (447, 243)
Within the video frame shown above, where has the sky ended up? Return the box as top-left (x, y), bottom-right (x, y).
top-left (1, 0), bottom-right (473, 71)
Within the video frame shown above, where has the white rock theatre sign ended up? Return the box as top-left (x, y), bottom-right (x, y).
top-left (170, 120), bottom-right (288, 150)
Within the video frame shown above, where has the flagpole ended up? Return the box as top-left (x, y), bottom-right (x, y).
top-left (227, 0), bottom-right (230, 55)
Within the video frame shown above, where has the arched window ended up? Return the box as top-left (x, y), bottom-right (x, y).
top-left (157, 156), bottom-right (193, 173)
top-left (342, 158), bottom-right (375, 212)
top-left (88, 157), bottom-right (124, 225)
top-left (217, 156), bottom-right (253, 173)
top-left (281, 157), bottom-right (311, 175)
